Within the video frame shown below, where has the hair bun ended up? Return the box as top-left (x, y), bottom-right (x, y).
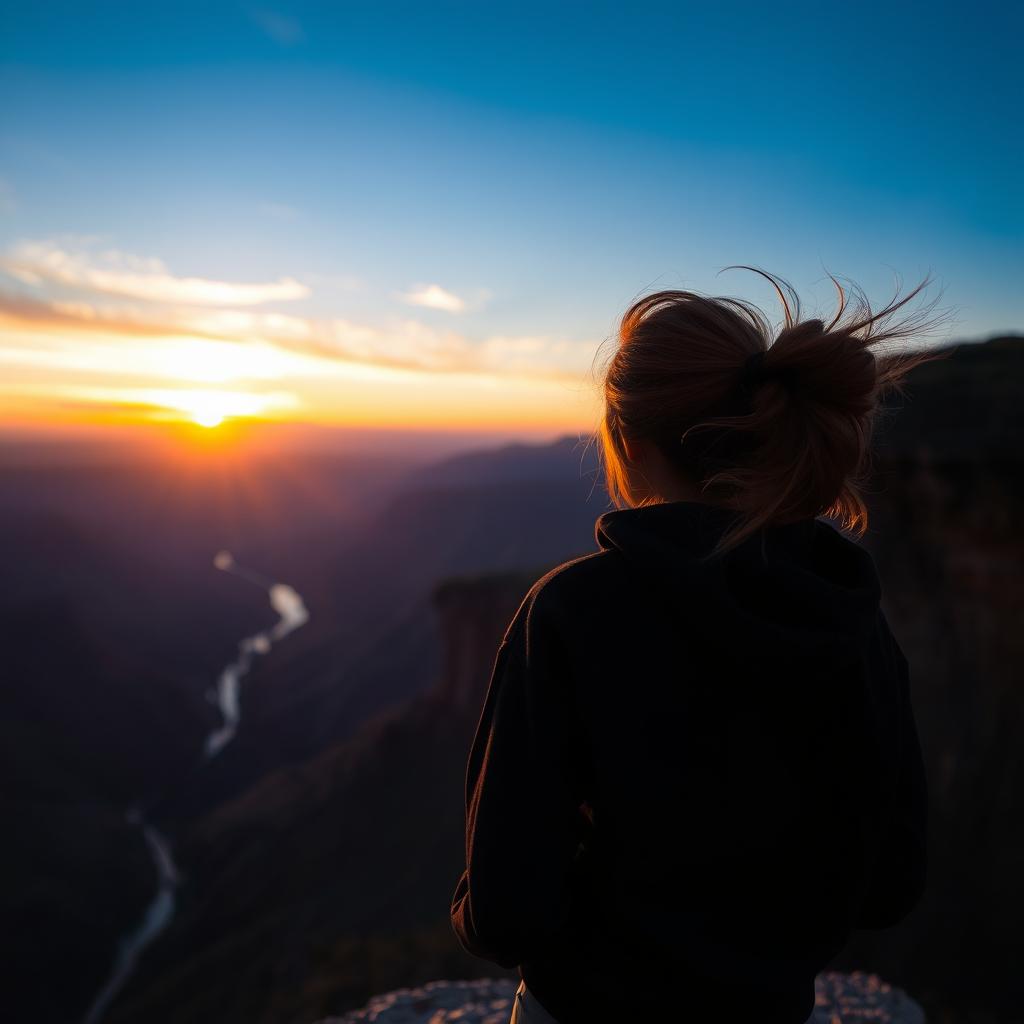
top-left (740, 348), bottom-right (799, 397)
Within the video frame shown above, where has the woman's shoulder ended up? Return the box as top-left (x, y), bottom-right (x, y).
top-left (495, 549), bottom-right (626, 649)
top-left (520, 547), bottom-right (626, 620)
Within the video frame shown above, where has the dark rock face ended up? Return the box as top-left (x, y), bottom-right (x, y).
top-left (432, 572), bottom-right (537, 711)
top-left (841, 340), bottom-right (1024, 1019)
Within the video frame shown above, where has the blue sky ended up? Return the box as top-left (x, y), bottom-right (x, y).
top-left (0, 1), bottom-right (1020, 434)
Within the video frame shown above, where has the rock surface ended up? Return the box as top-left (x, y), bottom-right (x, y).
top-left (319, 972), bottom-right (925, 1024)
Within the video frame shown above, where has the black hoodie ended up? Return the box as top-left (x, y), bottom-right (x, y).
top-left (450, 501), bottom-right (927, 1024)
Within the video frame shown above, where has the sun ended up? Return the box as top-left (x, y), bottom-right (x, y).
top-left (193, 410), bottom-right (225, 428)
top-left (175, 390), bottom-right (268, 429)
top-left (107, 386), bottom-right (298, 430)
top-left (184, 394), bottom-right (234, 428)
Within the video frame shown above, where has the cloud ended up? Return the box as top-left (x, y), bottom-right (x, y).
top-left (0, 240), bottom-right (310, 306)
top-left (0, 290), bottom-right (183, 337)
top-left (478, 334), bottom-right (603, 376)
top-left (397, 283), bottom-right (468, 313)
top-left (311, 318), bottom-right (474, 370)
top-left (249, 9), bottom-right (305, 46)
top-left (0, 291), bottom-right (598, 381)
top-left (44, 387), bottom-right (299, 422)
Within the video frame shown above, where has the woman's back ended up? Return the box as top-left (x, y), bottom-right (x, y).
top-left (452, 502), bottom-right (926, 1023)
top-left (451, 273), bottom-right (936, 1024)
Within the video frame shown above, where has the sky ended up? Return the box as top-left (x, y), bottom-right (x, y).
top-left (1, 1), bottom-right (1020, 442)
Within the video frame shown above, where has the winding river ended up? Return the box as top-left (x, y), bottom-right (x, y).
top-left (81, 552), bottom-right (309, 1024)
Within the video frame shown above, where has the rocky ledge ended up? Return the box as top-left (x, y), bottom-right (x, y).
top-left (319, 972), bottom-right (925, 1024)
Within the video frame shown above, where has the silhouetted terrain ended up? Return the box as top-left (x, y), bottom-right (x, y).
top-left (841, 336), bottom-right (1024, 1018)
top-left (0, 436), bottom-right (603, 1022)
top-left (3, 337), bottom-right (1021, 1023)
top-left (0, 448), bottom-right (422, 1020)
top-left (188, 437), bottom-right (606, 817)
top-left (106, 572), bottom-right (539, 1024)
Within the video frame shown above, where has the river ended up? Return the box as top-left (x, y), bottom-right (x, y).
top-left (81, 552), bottom-right (309, 1024)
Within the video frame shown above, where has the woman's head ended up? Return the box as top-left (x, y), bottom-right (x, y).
top-left (597, 269), bottom-right (948, 556)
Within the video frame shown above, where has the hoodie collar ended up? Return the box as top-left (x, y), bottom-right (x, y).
top-left (594, 500), bottom-right (882, 667)
top-left (595, 500), bottom-right (754, 561)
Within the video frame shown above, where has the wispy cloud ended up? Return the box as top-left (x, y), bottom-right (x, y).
top-left (396, 283), bottom-right (468, 313)
top-left (0, 290), bottom-right (201, 337)
top-left (304, 318), bottom-right (473, 370)
top-left (37, 387), bottom-right (299, 424)
top-left (478, 334), bottom-right (603, 377)
top-left (0, 240), bottom-right (310, 306)
top-left (249, 9), bottom-right (305, 46)
top-left (0, 290), bottom-right (598, 381)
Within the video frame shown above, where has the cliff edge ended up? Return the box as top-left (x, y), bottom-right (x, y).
top-left (319, 973), bottom-right (925, 1024)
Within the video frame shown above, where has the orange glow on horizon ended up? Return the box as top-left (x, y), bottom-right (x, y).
top-left (0, 318), bottom-right (603, 440)
top-left (0, 374), bottom-right (599, 435)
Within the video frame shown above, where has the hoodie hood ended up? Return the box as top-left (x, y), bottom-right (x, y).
top-left (594, 501), bottom-right (882, 671)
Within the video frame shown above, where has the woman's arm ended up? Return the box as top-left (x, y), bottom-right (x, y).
top-left (857, 623), bottom-right (929, 929)
top-left (450, 582), bottom-right (587, 969)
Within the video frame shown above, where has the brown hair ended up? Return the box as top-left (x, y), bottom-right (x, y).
top-left (595, 269), bottom-right (951, 558)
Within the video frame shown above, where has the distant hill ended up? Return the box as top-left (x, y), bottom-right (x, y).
top-left (397, 433), bottom-right (600, 489)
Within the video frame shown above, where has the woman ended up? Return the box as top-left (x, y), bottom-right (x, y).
top-left (450, 271), bottom-right (937, 1024)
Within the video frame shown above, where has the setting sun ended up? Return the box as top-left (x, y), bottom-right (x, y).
top-left (193, 410), bottom-right (224, 428)
top-left (169, 388), bottom-right (294, 428)
top-left (181, 389), bottom-right (234, 427)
